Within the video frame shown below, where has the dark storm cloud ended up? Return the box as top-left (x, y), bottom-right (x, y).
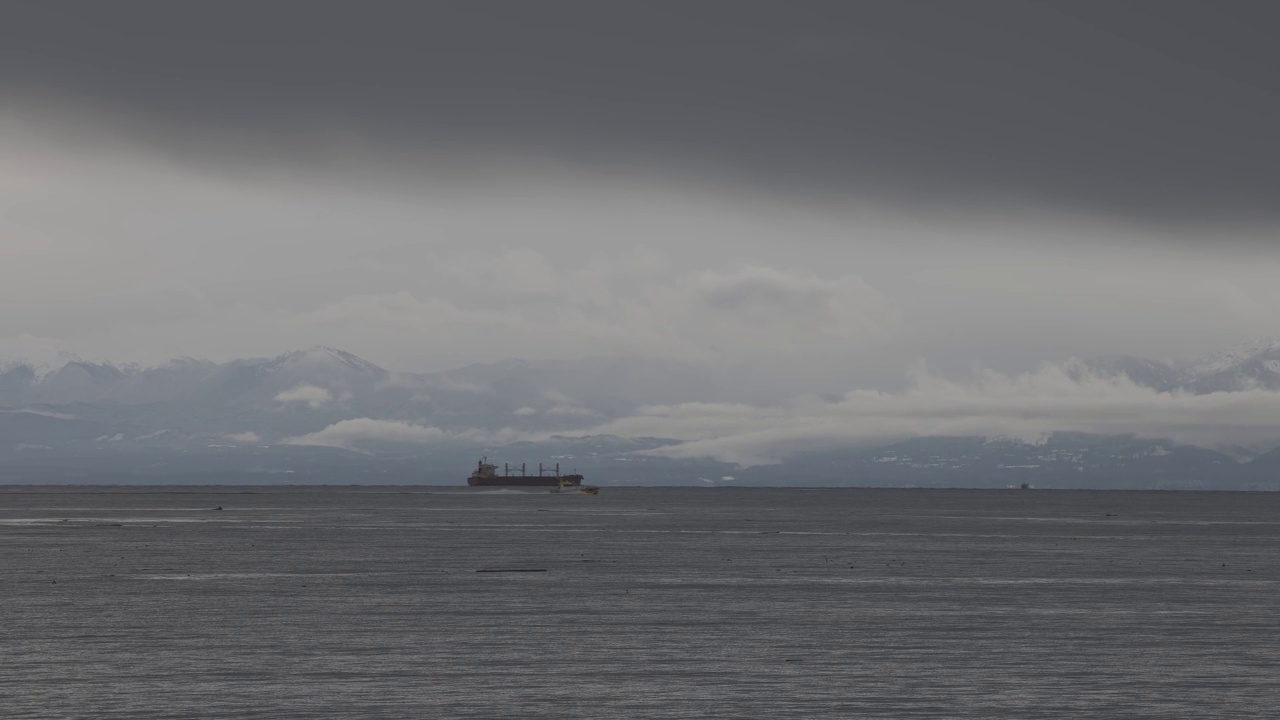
top-left (4, 0), bottom-right (1279, 226)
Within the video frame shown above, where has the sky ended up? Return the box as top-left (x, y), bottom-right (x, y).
top-left (4, 0), bottom-right (1280, 398)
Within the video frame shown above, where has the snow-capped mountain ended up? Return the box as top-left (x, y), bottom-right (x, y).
top-left (0, 348), bottom-right (726, 448)
top-left (1086, 338), bottom-right (1280, 393)
top-left (97, 358), bottom-right (222, 405)
top-left (0, 347), bottom-right (739, 484)
top-left (0, 348), bottom-right (736, 422)
top-left (0, 360), bottom-right (124, 405)
top-left (187, 347), bottom-right (390, 409)
top-left (430, 356), bottom-right (737, 419)
top-left (4, 341), bottom-right (1280, 488)
top-left (1176, 337), bottom-right (1280, 393)
top-left (0, 347), bottom-right (386, 409)
top-left (1082, 355), bottom-right (1181, 391)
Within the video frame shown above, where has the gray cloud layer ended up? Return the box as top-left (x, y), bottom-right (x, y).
top-left (4, 118), bottom-right (1280, 383)
top-left (4, 1), bottom-right (1280, 225)
top-left (4, 1), bottom-right (1280, 409)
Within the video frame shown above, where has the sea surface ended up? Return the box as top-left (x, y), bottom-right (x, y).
top-left (2, 486), bottom-right (1278, 718)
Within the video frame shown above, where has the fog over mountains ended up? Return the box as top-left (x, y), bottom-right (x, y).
top-left (4, 340), bottom-right (1280, 488)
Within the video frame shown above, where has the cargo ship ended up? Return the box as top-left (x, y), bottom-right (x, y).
top-left (467, 458), bottom-right (583, 487)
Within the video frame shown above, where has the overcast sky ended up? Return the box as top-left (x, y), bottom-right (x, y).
top-left (3, 1), bottom-right (1280, 390)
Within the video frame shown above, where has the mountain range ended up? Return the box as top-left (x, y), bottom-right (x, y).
top-left (3, 342), bottom-right (1280, 488)
top-left (1086, 337), bottom-right (1280, 394)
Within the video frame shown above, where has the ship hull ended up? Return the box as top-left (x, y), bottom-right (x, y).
top-left (468, 475), bottom-right (582, 487)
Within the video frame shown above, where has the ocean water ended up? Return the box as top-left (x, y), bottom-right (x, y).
top-left (2, 486), bottom-right (1277, 719)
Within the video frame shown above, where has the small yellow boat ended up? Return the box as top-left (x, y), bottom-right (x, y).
top-left (551, 478), bottom-right (599, 495)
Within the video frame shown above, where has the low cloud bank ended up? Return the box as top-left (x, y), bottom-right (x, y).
top-left (572, 360), bottom-right (1280, 465)
top-left (274, 384), bottom-right (334, 409)
top-left (3, 408), bottom-right (78, 420)
top-left (282, 418), bottom-right (535, 452)
top-left (255, 360), bottom-right (1280, 466)
top-left (224, 431), bottom-right (262, 444)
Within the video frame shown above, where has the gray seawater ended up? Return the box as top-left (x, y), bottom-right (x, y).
top-left (2, 486), bottom-right (1278, 719)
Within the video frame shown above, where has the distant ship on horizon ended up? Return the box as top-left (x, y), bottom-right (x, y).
top-left (467, 458), bottom-right (583, 487)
